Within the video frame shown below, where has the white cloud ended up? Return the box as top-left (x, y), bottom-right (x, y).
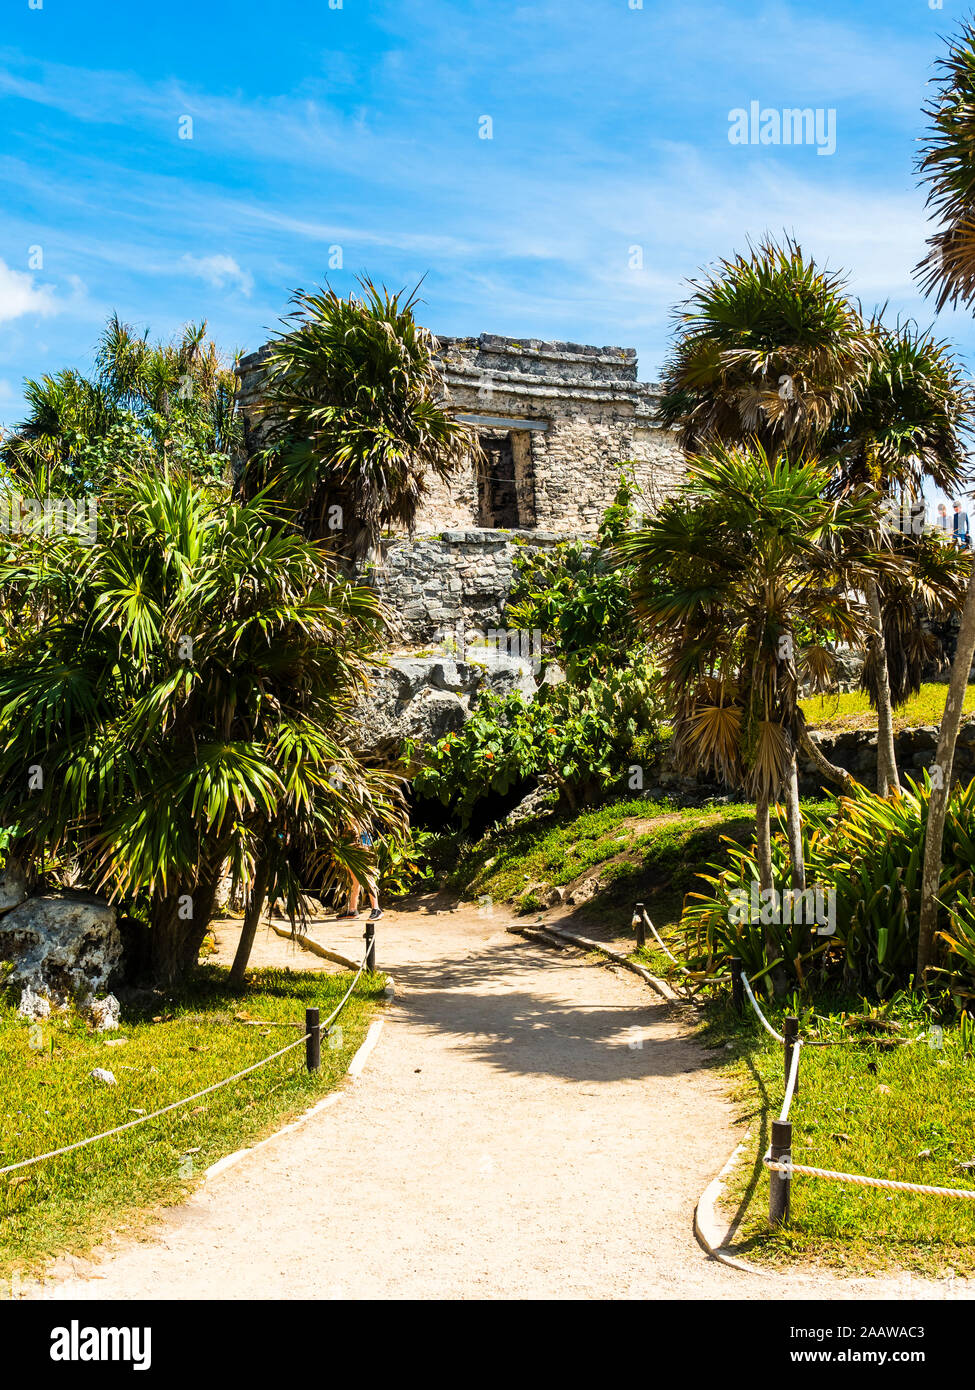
top-left (0, 259), bottom-right (59, 324)
top-left (180, 253), bottom-right (254, 297)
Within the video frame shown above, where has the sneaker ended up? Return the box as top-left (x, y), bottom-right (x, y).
top-left (336, 910), bottom-right (359, 920)
top-left (368, 907), bottom-right (384, 920)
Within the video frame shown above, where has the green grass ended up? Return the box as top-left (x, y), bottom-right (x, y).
top-left (700, 996), bottom-right (975, 1277)
top-left (450, 795), bottom-right (759, 910)
top-left (450, 795), bottom-right (839, 927)
top-left (801, 681), bottom-right (975, 734)
top-left (0, 963), bottom-right (383, 1284)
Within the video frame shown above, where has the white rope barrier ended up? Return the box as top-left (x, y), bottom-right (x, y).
top-left (779, 1040), bottom-right (801, 1123)
top-left (764, 1154), bottom-right (975, 1200)
top-left (637, 908), bottom-right (729, 985)
top-left (0, 949), bottom-right (372, 1180)
top-left (739, 970), bottom-right (786, 1043)
top-left (320, 950), bottom-right (369, 1031)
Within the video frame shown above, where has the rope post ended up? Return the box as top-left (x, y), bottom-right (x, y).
top-left (365, 920), bottom-right (376, 973)
top-left (305, 1007), bottom-right (321, 1072)
top-left (769, 1119), bottom-right (793, 1227)
top-left (633, 902), bottom-right (647, 951)
top-left (730, 957), bottom-right (743, 1017)
top-left (783, 1016), bottom-right (799, 1098)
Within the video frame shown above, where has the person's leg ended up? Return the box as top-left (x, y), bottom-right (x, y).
top-left (336, 877), bottom-right (361, 917)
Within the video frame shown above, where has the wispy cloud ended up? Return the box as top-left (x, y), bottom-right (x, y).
top-left (180, 254), bottom-right (254, 297)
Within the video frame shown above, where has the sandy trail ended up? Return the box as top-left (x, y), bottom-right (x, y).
top-left (24, 903), bottom-right (970, 1300)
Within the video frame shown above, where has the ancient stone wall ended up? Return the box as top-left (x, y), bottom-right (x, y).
top-left (373, 528), bottom-right (564, 646)
top-left (427, 334), bottom-right (686, 534)
top-left (236, 332), bottom-right (688, 539)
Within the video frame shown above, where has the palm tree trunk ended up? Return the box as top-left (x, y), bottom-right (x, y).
top-left (230, 854), bottom-right (271, 987)
top-left (146, 851), bottom-right (226, 987)
top-left (756, 790), bottom-right (773, 893)
top-left (799, 726), bottom-right (856, 796)
top-left (785, 755), bottom-right (806, 892)
top-left (865, 578), bottom-right (899, 796)
top-left (755, 789), bottom-right (787, 996)
top-left (917, 568), bottom-right (975, 977)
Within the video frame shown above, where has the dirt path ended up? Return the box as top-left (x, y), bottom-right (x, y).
top-left (25, 903), bottom-right (969, 1300)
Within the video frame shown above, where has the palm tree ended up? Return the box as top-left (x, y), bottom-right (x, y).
top-left (917, 19), bottom-right (975, 310)
top-left (660, 244), bottom-right (974, 799)
top-left (1, 315), bottom-right (241, 494)
top-left (659, 237), bottom-right (874, 454)
top-left (914, 19), bottom-right (975, 976)
top-left (0, 464), bottom-right (405, 987)
top-left (619, 442), bottom-right (882, 985)
top-left (238, 279), bottom-right (476, 565)
top-left (823, 320), bottom-right (975, 795)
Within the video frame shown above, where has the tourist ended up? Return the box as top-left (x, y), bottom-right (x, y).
top-left (937, 501), bottom-right (950, 533)
top-left (336, 824), bottom-right (383, 921)
top-left (954, 499), bottom-right (971, 548)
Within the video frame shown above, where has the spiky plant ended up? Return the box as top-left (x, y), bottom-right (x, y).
top-left (1, 315), bottom-right (241, 493)
top-left (239, 279), bottom-right (476, 564)
top-left (0, 464), bottom-right (406, 987)
top-left (916, 20), bottom-right (975, 309)
top-left (619, 442), bottom-right (889, 981)
top-left (658, 237), bottom-right (875, 454)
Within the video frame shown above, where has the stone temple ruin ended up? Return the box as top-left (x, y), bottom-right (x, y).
top-left (419, 334), bottom-right (684, 534)
top-left (237, 333), bottom-right (686, 744)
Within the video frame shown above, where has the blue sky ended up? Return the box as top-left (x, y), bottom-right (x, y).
top-left (1, 0), bottom-right (974, 428)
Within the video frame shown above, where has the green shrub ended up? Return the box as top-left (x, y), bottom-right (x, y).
top-left (407, 658), bottom-right (663, 827)
top-left (682, 777), bottom-right (975, 1001)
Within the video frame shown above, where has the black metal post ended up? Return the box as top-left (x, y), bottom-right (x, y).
top-left (365, 920), bottom-right (376, 973)
top-left (769, 1119), bottom-right (793, 1226)
top-left (783, 1015), bottom-right (799, 1098)
top-left (730, 957), bottom-right (744, 1017)
top-left (634, 902), bottom-right (647, 951)
top-left (305, 1007), bottom-right (320, 1072)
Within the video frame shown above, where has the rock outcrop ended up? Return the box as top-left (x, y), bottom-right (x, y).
top-left (0, 857), bottom-right (28, 914)
top-left (354, 651), bottom-right (538, 748)
top-left (0, 893), bottom-right (121, 1001)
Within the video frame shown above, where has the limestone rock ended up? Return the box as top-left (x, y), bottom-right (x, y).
top-left (567, 877), bottom-right (601, 906)
top-left (17, 985), bottom-right (50, 1020)
top-left (90, 1068), bottom-right (116, 1086)
top-left (0, 857), bottom-right (28, 914)
top-left (87, 993), bottom-right (121, 1032)
top-left (0, 894), bottom-right (121, 1000)
top-left (504, 781), bottom-right (559, 828)
top-left (354, 652), bottom-right (537, 749)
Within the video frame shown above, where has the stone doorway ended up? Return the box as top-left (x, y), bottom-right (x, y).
top-left (475, 430), bottom-right (536, 528)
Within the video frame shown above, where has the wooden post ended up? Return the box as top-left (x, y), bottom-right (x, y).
top-left (634, 902), bottom-right (647, 951)
top-left (769, 1119), bottom-right (792, 1227)
top-left (784, 1015), bottom-right (799, 1098)
top-left (305, 1007), bottom-right (320, 1072)
top-left (365, 920), bottom-right (376, 973)
top-left (730, 957), bottom-right (744, 1017)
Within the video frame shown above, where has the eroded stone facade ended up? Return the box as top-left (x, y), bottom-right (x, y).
top-left (236, 332), bottom-right (686, 538)
top-left (237, 332), bottom-right (687, 735)
top-left (419, 334), bottom-right (684, 533)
